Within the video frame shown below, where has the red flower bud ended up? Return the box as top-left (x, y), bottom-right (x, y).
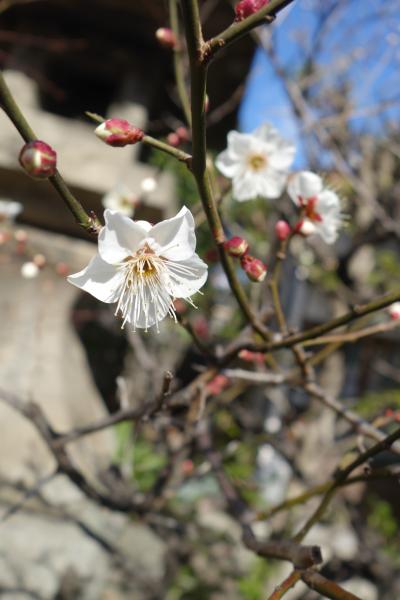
top-left (95, 119), bottom-right (144, 148)
top-left (19, 141), bottom-right (57, 179)
top-left (155, 27), bottom-right (177, 49)
top-left (224, 236), bottom-right (249, 258)
top-left (275, 220), bottom-right (291, 241)
top-left (241, 254), bottom-right (267, 282)
top-left (235, 0), bottom-right (269, 21)
top-left (238, 349), bottom-right (265, 364)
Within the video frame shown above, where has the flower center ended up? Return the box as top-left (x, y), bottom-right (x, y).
top-left (303, 196), bottom-right (322, 222)
top-left (116, 243), bottom-right (175, 331)
top-left (248, 153), bottom-right (267, 172)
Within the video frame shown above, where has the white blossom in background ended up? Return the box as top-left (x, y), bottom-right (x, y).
top-left (21, 261), bottom-right (39, 279)
top-left (256, 444), bottom-right (292, 505)
top-left (68, 207), bottom-right (208, 331)
top-left (0, 199), bottom-right (23, 221)
top-left (215, 123), bottom-right (295, 201)
top-left (140, 177), bottom-right (157, 194)
top-left (102, 184), bottom-right (138, 218)
top-left (288, 171), bottom-right (342, 244)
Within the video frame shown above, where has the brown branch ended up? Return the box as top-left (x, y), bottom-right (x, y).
top-left (306, 382), bottom-right (400, 453)
top-left (267, 570), bottom-right (301, 600)
top-left (293, 425), bottom-right (400, 543)
top-left (301, 571), bottom-right (362, 600)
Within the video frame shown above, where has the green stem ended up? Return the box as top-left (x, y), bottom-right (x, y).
top-left (142, 134), bottom-right (192, 164)
top-left (169, 0), bottom-right (192, 125)
top-left (180, 0), bottom-right (269, 338)
top-left (0, 70), bottom-right (100, 233)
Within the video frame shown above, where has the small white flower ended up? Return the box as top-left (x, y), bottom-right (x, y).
top-left (288, 171), bottom-right (342, 244)
top-left (0, 199), bottom-right (23, 221)
top-left (140, 177), bottom-right (157, 194)
top-left (102, 184), bottom-right (138, 217)
top-left (21, 261), bottom-right (39, 279)
top-left (68, 207), bottom-right (208, 331)
top-left (215, 123), bottom-right (295, 201)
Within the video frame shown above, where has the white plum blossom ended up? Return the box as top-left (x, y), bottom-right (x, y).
top-left (102, 184), bottom-right (138, 217)
top-left (0, 199), bottom-right (23, 221)
top-left (288, 171), bottom-right (342, 244)
top-left (215, 123), bottom-right (295, 201)
top-left (68, 207), bottom-right (208, 331)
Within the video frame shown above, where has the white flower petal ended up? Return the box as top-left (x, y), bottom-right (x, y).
top-left (257, 169), bottom-right (287, 199)
top-left (227, 130), bottom-right (254, 158)
top-left (288, 171), bottom-right (323, 205)
top-left (68, 254), bottom-right (124, 303)
top-left (268, 142), bottom-right (296, 170)
top-left (166, 254), bottom-right (208, 298)
top-left (150, 206), bottom-right (196, 260)
top-left (316, 189), bottom-right (341, 212)
top-left (253, 122), bottom-right (278, 142)
top-left (215, 148), bottom-right (242, 178)
top-left (99, 209), bottom-right (149, 264)
top-left (232, 170), bottom-right (260, 201)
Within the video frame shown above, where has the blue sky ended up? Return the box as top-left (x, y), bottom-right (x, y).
top-left (239, 0), bottom-right (400, 166)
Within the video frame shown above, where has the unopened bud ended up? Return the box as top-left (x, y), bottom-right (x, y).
top-left (235, 0), bottom-right (269, 21)
top-left (95, 119), bottom-right (144, 148)
top-left (33, 253), bottom-right (46, 268)
top-left (19, 141), bottom-right (57, 179)
top-left (176, 126), bottom-right (190, 142)
top-left (15, 229), bottom-right (28, 243)
top-left (56, 262), bottom-right (70, 276)
top-left (155, 27), bottom-right (177, 49)
top-left (224, 236), bottom-right (249, 258)
top-left (167, 132), bottom-right (181, 147)
top-left (275, 220), bottom-right (291, 241)
top-left (238, 349), bottom-right (265, 364)
top-left (241, 254), bottom-right (267, 282)
top-left (295, 219), bottom-right (316, 237)
top-left (206, 374), bottom-right (230, 396)
top-left (388, 302), bottom-right (400, 320)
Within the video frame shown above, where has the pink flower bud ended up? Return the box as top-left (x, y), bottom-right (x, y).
top-left (167, 132), bottom-right (181, 147)
top-left (155, 27), bottom-right (177, 49)
top-left (224, 236), bottom-right (249, 258)
top-left (241, 254), bottom-right (267, 282)
top-left (95, 119), bottom-right (144, 147)
top-left (176, 126), bottom-right (190, 142)
top-left (19, 141), bottom-right (57, 179)
top-left (206, 374), bottom-right (230, 396)
top-left (387, 302), bottom-right (400, 320)
top-left (275, 220), bottom-right (291, 241)
top-left (235, 0), bottom-right (269, 21)
top-left (238, 349), bottom-right (265, 364)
